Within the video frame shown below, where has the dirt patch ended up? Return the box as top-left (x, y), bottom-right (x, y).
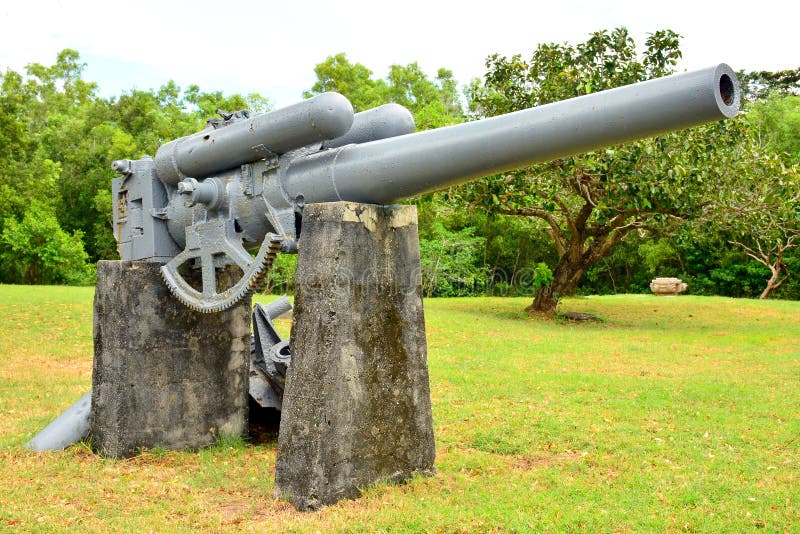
top-left (512, 450), bottom-right (586, 470)
top-left (218, 500), bottom-right (253, 523)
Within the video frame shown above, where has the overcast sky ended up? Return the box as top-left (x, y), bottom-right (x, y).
top-left (1, 0), bottom-right (797, 109)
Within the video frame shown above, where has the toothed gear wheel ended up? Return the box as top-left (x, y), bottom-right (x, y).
top-left (160, 218), bottom-right (283, 313)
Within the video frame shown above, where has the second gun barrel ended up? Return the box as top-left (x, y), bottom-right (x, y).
top-left (156, 92), bottom-right (354, 186)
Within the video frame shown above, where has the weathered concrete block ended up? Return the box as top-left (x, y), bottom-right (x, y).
top-left (91, 260), bottom-right (250, 458)
top-left (275, 202), bottom-right (435, 510)
top-left (650, 277), bottom-right (688, 296)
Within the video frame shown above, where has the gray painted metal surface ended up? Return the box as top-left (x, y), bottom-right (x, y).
top-left (322, 103), bottom-right (415, 149)
top-left (250, 296), bottom-right (293, 410)
top-left (24, 391), bottom-right (91, 451)
top-left (284, 64), bottom-right (740, 204)
top-left (260, 295), bottom-right (293, 319)
top-left (111, 157), bottom-right (181, 262)
top-left (155, 92), bottom-right (354, 186)
top-left (111, 64), bottom-right (741, 312)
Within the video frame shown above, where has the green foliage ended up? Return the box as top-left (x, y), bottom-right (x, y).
top-left (419, 221), bottom-right (486, 297)
top-left (705, 120), bottom-right (800, 298)
top-left (417, 202), bottom-right (558, 297)
top-left (738, 68), bottom-right (800, 101)
top-left (463, 28), bottom-right (729, 311)
top-left (638, 238), bottom-right (681, 275)
top-left (468, 28), bottom-right (681, 115)
top-left (531, 262), bottom-right (553, 290)
top-left (264, 252), bottom-right (298, 295)
top-left (1, 46), bottom-right (798, 301)
top-left (708, 261), bottom-right (772, 298)
top-left (385, 64), bottom-right (463, 129)
top-left (0, 49), bottom-right (270, 284)
top-left (0, 203), bottom-right (93, 285)
top-left (185, 85), bottom-right (271, 117)
top-left (746, 94), bottom-right (800, 162)
top-left (305, 53), bottom-right (463, 129)
top-left (583, 238), bottom-right (655, 294)
top-left (305, 53), bottom-right (388, 112)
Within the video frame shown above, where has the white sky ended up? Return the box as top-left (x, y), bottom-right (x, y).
top-left (1, 0), bottom-right (798, 108)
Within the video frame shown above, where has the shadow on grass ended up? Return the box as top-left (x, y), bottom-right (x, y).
top-left (248, 398), bottom-right (281, 446)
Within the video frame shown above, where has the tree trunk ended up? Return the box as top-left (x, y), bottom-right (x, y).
top-left (730, 238), bottom-right (795, 301)
top-left (759, 263), bottom-right (787, 299)
top-left (512, 198), bottom-right (635, 316)
top-left (529, 284), bottom-right (557, 314)
top-left (526, 260), bottom-right (586, 315)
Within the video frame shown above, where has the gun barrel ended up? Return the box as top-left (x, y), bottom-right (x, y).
top-left (322, 103), bottom-right (415, 149)
top-left (155, 92), bottom-right (354, 186)
top-left (283, 64), bottom-right (740, 205)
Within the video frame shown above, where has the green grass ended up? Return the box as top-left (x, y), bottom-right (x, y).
top-left (1, 286), bottom-right (798, 532)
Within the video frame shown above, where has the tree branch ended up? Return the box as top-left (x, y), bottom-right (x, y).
top-left (499, 207), bottom-right (569, 256)
top-left (584, 224), bottom-right (637, 266)
top-left (731, 239), bottom-right (771, 268)
top-left (773, 272), bottom-right (790, 291)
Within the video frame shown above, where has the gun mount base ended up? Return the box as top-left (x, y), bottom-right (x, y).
top-left (250, 297), bottom-right (293, 410)
top-left (91, 260), bottom-right (251, 458)
top-left (275, 202), bottom-right (435, 510)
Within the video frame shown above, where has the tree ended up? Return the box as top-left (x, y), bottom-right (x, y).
top-left (305, 53), bottom-right (388, 112)
top-left (0, 61), bottom-right (70, 225)
top-left (303, 54), bottom-right (474, 296)
top-left (712, 130), bottom-right (800, 299)
top-left (0, 202), bottom-right (92, 285)
top-left (419, 220), bottom-right (486, 297)
top-left (305, 53), bottom-right (462, 128)
top-left (746, 94), bottom-right (800, 163)
top-left (739, 68), bottom-right (800, 101)
top-left (463, 28), bottom-right (734, 313)
top-left (696, 83), bottom-right (800, 299)
top-left (384, 63), bottom-right (463, 129)
top-left (0, 49), bottom-right (272, 282)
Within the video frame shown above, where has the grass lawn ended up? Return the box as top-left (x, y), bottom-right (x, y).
top-left (0, 285), bottom-right (798, 532)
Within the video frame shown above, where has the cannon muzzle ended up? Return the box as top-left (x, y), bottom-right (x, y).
top-left (282, 64), bottom-right (740, 204)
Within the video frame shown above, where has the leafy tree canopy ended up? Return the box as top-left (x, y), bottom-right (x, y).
top-left (462, 28), bottom-right (744, 313)
top-left (0, 49), bottom-right (269, 280)
top-left (739, 68), bottom-right (800, 101)
top-left (746, 94), bottom-right (800, 163)
top-left (305, 53), bottom-right (463, 129)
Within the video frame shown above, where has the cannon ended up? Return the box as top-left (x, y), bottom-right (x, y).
top-left (27, 64), bottom-right (741, 451)
top-left (110, 64), bottom-right (740, 313)
top-left (110, 63), bottom-right (740, 413)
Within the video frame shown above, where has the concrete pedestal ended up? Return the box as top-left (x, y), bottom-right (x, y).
top-left (90, 260), bottom-right (251, 458)
top-left (275, 202), bottom-right (435, 511)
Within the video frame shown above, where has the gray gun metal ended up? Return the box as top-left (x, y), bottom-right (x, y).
top-left (24, 392), bottom-right (91, 451)
top-left (250, 296), bottom-right (293, 409)
top-left (111, 64), bottom-right (740, 312)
